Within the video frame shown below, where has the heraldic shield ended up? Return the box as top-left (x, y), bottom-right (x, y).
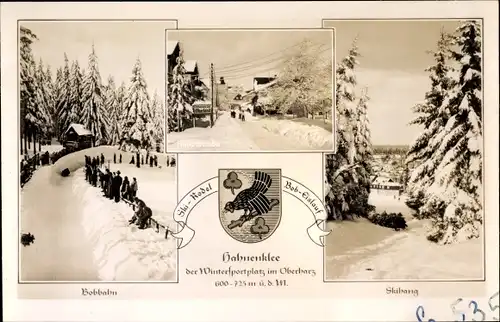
top-left (219, 169), bottom-right (282, 244)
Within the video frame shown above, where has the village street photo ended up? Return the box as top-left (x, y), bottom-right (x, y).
top-left (322, 20), bottom-right (484, 281)
top-left (165, 29), bottom-right (334, 152)
top-left (19, 21), bottom-right (178, 282)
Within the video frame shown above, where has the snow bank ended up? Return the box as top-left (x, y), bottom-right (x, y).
top-left (258, 118), bottom-right (333, 149)
top-left (78, 173), bottom-right (177, 281)
top-left (339, 224), bottom-right (483, 280)
top-left (22, 146), bottom-right (177, 281)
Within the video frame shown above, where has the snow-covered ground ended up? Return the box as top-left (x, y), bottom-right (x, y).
top-left (167, 111), bottom-right (333, 152)
top-left (20, 146), bottom-right (177, 282)
top-left (19, 143), bottom-right (64, 159)
top-left (324, 193), bottom-right (484, 281)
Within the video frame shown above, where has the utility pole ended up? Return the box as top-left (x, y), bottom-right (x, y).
top-left (210, 63), bottom-right (214, 127)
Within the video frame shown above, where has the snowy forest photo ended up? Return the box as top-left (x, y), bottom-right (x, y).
top-left (19, 21), bottom-right (178, 282)
top-left (20, 26), bottom-right (164, 155)
top-left (323, 20), bottom-right (484, 280)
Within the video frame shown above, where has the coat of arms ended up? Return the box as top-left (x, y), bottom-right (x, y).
top-left (219, 169), bottom-right (281, 243)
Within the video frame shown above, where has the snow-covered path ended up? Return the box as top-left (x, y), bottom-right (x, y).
top-left (167, 111), bottom-right (328, 151)
top-left (324, 194), bottom-right (484, 280)
top-left (20, 167), bottom-right (99, 281)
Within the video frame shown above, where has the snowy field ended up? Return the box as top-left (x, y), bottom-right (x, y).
top-left (167, 111), bottom-right (333, 152)
top-left (20, 146), bottom-right (178, 282)
top-left (324, 192), bottom-right (484, 281)
top-left (19, 143), bottom-right (64, 159)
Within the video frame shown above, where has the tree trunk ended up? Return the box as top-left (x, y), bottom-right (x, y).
top-left (24, 127), bottom-right (28, 155)
top-left (33, 129), bottom-right (37, 155)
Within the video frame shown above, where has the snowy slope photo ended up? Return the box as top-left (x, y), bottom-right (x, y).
top-left (19, 21), bottom-right (178, 282)
top-left (322, 20), bottom-right (484, 281)
top-left (165, 29), bottom-right (335, 152)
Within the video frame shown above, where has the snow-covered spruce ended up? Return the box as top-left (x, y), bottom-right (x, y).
top-left (405, 30), bottom-right (456, 214)
top-left (167, 47), bottom-right (193, 133)
top-left (80, 45), bottom-right (110, 146)
top-left (325, 39), bottom-right (373, 221)
top-left (407, 20), bottom-right (483, 244)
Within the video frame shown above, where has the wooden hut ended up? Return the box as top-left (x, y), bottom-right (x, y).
top-left (62, 123), bottom-right (94, 150)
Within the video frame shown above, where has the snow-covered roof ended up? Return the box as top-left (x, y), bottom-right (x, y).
top-left (199, 78), bottom-right (210, 87)
top-left (185, 60), bottom-right (198, 73)
top-left (64, 123), bottom-right (92, 136)
top-left (241, 79), bottom-right (278, 99)
top-left (167, 41), bottom-right (179, 56)
top-left (193, 100), bottom-right (212, 106)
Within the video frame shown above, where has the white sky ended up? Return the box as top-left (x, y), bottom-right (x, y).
top-left (167, 29), bottom-right (333, 90)
top-left (327, 20), bottom-right (462, 146)
top-left (22, 21), bottom-right (176, 98)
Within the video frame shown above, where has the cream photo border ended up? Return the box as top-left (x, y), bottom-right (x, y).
top-left (2, 2), bottom-right (498, 322)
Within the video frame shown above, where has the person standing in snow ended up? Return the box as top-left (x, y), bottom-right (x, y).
top-left (106, 170), bottom-right (113, 198)
top-left (119, 154), bottom-right (122, 163)
top-left (112, 171), bottom-right (123, 203)
top-left (113, 153), bottom-right (116, 164)
top-left (130, 177), bottom-right (138, 199)
top-left (166, 155), bottom-right (170, 167)
top-left (91, 166), bottom-right (98, 187)
top-left (100, 153), bottom-right (105, 165)
top-left (121, 176), bottom-right (130, 200)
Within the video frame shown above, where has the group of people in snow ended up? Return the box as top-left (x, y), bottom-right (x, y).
top-left (230, 106), bottom-right (247, 122)
top-left (126, 152), bottom-right (176, 168)
top-left (83, 154), bottom-right (151, 229)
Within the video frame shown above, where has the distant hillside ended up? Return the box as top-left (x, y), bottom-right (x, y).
top-left (373, 145), bottom-right (409, 155)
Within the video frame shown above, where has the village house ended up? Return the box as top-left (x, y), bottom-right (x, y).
top-left (184, 60), bottom-right (199, 81)
top-left (62, 123), bottom-right (94, 150)
top-left (253, 76), bottom-right (277, 91)
top-left (167, 40), bottom-right (181, 82)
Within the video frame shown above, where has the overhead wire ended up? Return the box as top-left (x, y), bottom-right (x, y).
top-left (217, 45), bottom-right (333, 80)
top-left (199, 40), bottom-right (330, 78)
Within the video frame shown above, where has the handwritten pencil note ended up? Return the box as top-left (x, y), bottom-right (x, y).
top-left (416, 291), bottom-right (499, 322)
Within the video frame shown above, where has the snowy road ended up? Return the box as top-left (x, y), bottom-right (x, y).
top-left (167, 112), bottom-right (326, 152)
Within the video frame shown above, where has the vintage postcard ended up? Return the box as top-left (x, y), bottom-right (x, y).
top-left (1, 2), bottom-right (498, 322)
top-left (165, 28), bottom-right (335, 153)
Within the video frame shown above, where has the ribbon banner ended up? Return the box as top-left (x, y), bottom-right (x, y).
top-left (170, 175), bottom-right (331, 249)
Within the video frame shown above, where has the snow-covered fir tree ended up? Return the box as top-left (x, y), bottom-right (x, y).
top-left (34, 58), bottom-right (53, 142)
top-left (44, 64), bottom-right (57, 137)
top-left (167, 48), bottom-right (193, 132)
top-left (20, 26), bottom-right (40, 154)
top-left (122, 58), bottom-right (154, 151)
top-left (353, 87), bottom-right (373, 202)
top-left (69, 60), bottom-right (84, 124)
top-left (80, 45), bottom-right (110, 146)
top-left (150, 90), bottom-right (165, 152)
top-left (405, 30), bottom-right (456, 213)
top-left (325, 40), bottom-right (372, 220)
top-left (105, 75), bottom-right (121, 145)
top-left (115, 81), bottom-right (127, 133)
top-left (421, 20), bottom-right (483, 244)
top-left (56, 53), bottom-right (73, 139)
